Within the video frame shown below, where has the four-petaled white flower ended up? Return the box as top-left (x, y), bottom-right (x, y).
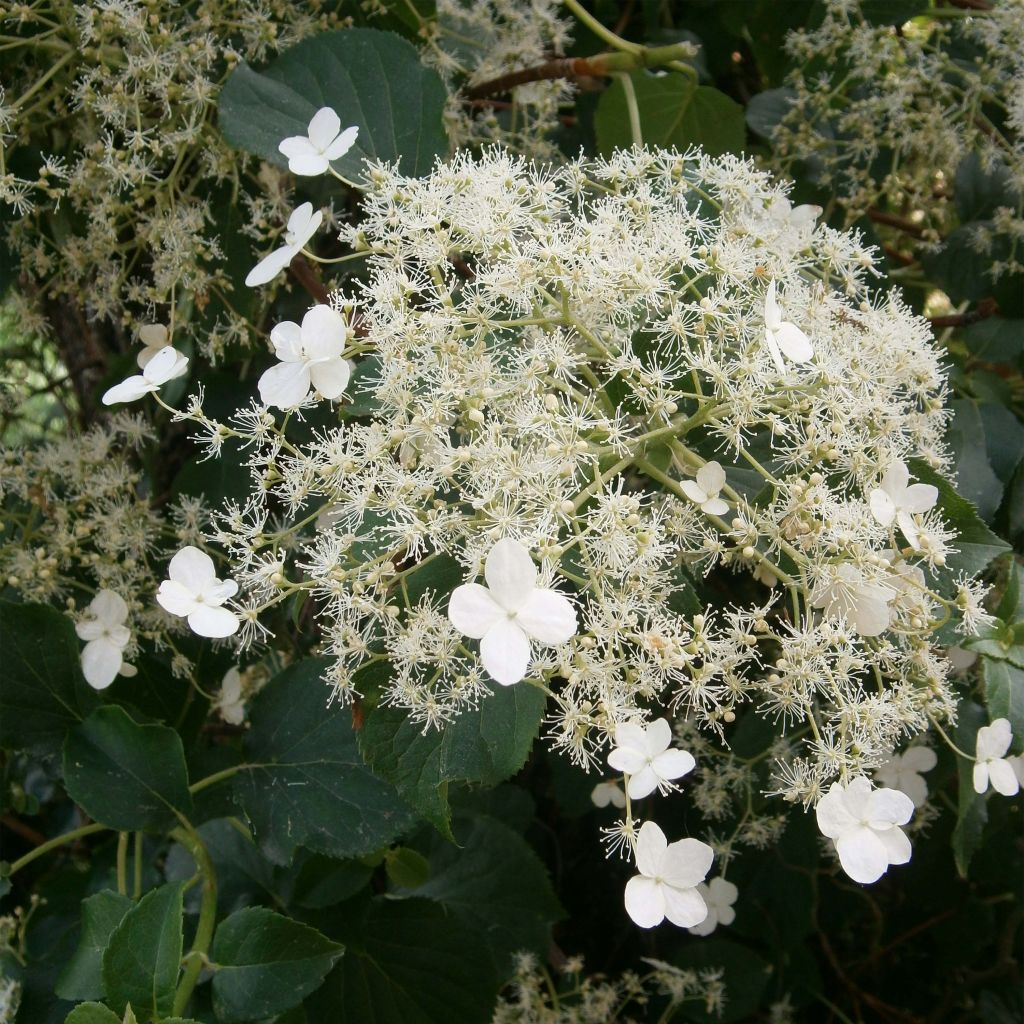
top-left (811, 563), bottom-right (893, 637)
top-left (136, 323), bottom-right (169, 369)
top-left (873, 746), bottom-right (937, 808)
top-left (258, 305), bottom-right (352, 410)
top-left (687, 877), bottom-right (738, 936)
top-left (608, 718), bottom-right (696, 799)
top-left (591, 781), bottom-right (627, 809)
top-left (245, 202), bottom-right (323, 288)
top-left (102, 346), bottom-right (188, 406)
top-left (279, 107), bottom-right (359, 176)
top-left (624, 821), bottom-right (713, 929)
top-left (763, 280), bottom-right (814, 373)
top-left (869, 461), bottom-right (938, 550)
top-left (680, 462), bottom-right (729, 516)
top-left (215, 667), bottom-right (246, 725)
top-left (447, 538), bottom-right (577, 687)
top-left (157, 546), bottom-right (240, 638)
top-left (76, 590), bottom-right (133, 690)
top-left (973, 718), bottom-right (1019, 796)
top-left (815, 778), bottom-right (913, 884)
top-left (765, 196), bottom-right (822, 241)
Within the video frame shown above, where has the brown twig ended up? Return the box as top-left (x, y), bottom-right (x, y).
top-left (1, 814), bottom-right (49, 847)
top-left (867, 207), bottom-right (926, 238)
top-left (288, 254), bottom-right (330, 305)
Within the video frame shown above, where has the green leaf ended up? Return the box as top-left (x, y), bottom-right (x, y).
top-left (63, 706), bottom-right (193, 832)
top-left (64, 1005), bottom-right (121, 1024)
top-left (55, 890), bottom-right (134, 1001)
top-left (961, 317), bottom-right (1024, 366)
top-left (102, 881), bottom-right (186, 1020)
top-left (907, 459), bottom-right (1010, 579)
top-left (384, 847), bottom-right (431, 890)
top-left (235, 659), bottom-right (417, 865)
top-left (210, 906), bottom-right (343, 1023)
top-left (410, 816), bottom-right (563, 974)
top-left (596, 73), bottom-right (745, 157)
top-left (947, 400), bottom-right (1004, 522)
top-left (746, 87), bottom-right (795, 140)
top-left (217, 29), bottom-right (448, 180)
top-left (359, 677), bottom-right (546, 837)
top-left (0, 600), bottom-right (99, 756)
top-left (982, 658), bottom-right (1024, 747)
top-left (307, 899), bottom-right (499, 1024)
top-left (952, 701), bottom-right (988, 878)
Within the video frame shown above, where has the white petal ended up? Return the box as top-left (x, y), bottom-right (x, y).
top-left (302, 305), bottom-right (348, 360)
top-left (774, 321), bottom-right (813, 363)
top-left (867, 787), bottom-right (914, 828)
top-left (869, 489), bottom-right (896, 527)
top-left (679, 480), bottom-right (708, 504)
top-left (687, 909), bottom-right (718, 936)
top-left (625, 765), bottom-right (660, 800)
top-left (309, 358), bottom-right (352, 401)
top-left (662, 885), bottom-right (709, 929)
top-left (836, 827), bottom-right (890, 884)
top-left (270, 320), bottom-right (304, 362)
top-left (790, 204), bottom-right (821, 229)
top-left (901, 483), bottom-right (938, 514)
top-left (608, 746), bottom-right (647, 776)
top-left (624, 876), bottom-right (665, 929)
top-left (187, 605), bottom-right (240, 639)
top-left (156, 579), bottom-right (200, 618)
top-left (896, 510), bottom-right (920, 550)
top-left (701, 497), bottom-right (730, 517)
top-left (973, 762), bottom-right (990, 794)
top-left (662, 837), bottom-right (714, 890)
top-left (590, 783), bottom-right (613, 808)
top-left (76, 619), bottom-right (106, 642)
top-left (851, 592), bottom-right (891, 637)
top-left (448, 583), bottom-right (503, 639)
top-left (484, 538), bottom-right (537, 611)
top-left (634, 821), bottom-right (668, 878)
top-left (307, 106), bottom-right (341, 149)
top-left (881, 461), bottom-right (910, 497)
top-left (900, 773), bottom-right (929, 809)
top-left (89, 589), bottom-right (129, 626)
top-left (901, 746), bottom-right (937, 773)
top-left (515, 588), bottom-right (577, 645)
top-left (323, 124), bottom-right (359, 160)
top-left (81, 639), bottom-right (124, 690)
top-left (288, 204), bottom-right (322, 248)
top-left (479, 618), bottom-right (531, 686)
top-left (696, 462), bottom-right (725, 495)
top-left (652, 747), bottom-right (696, 783)
top-left (245, 245), bottom-right (293, 287)
top-left (203, 579), bottom-right (238, 606)
top-left (763, 328), bottom-right (786, 374)
top-left (988, 758), bottom-right (1021, 797)
top-left (138, 324), bottom-right (167, 347)
top-left (259, 361), bottom-right (312, 410)
top-left (815, 784), bottom-right (857, 840)
top-left (610, 722), bottom-right (648, 758)
top-left (168, 546), bottom-right (216, 591)
top-left (764, 280), bottom-right (781, 329)
top-left (876, 825), bottom-right (912, 867)
top-left (708, 877), bottom-right (738, 909)
top-left (278, 136), bottom-right (319, 160)
top-left (288, 153), bottom-right (330, 176)
top-left (976, 719), bottom-right (1012, 760)
top-left (102, 375), bottom-right (154, 405)
top-left (143, 346), bottom-right (188, 385)
top-left (645, 718), bottom-right (673, 757)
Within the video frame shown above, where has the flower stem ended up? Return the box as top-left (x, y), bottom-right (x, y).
top-left (7, 822), bottom-right (109, 875)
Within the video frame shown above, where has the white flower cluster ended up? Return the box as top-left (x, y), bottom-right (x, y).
top-left (137, 141), bottom-right (1013, 924)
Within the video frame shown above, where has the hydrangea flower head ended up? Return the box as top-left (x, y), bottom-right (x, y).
top-left (258, 305), bottom-right (353, 410)
top-left (973, 718), bottom-right (1019, 796)
top-left (102, 346), bottom-right (188, 406)
top-left (245, 202), bottom-right (323, 287)
top-left (815, 777), bottom-right (913, 884)
top-left (447, 538), bottom-right (576, 687)
top-left (157, 546), bottom-right (240, 638)
top-left (75, 590), bottom-right (132, 690)
top-left (607, 718), bottom-right (696, 799)
top-left (279, 107), bottom-right (359, 176)
top-left (624, 821), bottom-right (713, 929)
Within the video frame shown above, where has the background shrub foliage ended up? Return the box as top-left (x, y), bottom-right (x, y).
top-left (0, 2), bottom-right (1021, 1023)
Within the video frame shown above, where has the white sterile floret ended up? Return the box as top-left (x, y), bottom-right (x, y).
top-left (815, 777), bottom-right (914, 884)
top-left (766, 196), bottom-right (822, 239)
top-left (215, 667), bottom-right (246, 725)
top-left (258, 305), bottom-right (352, 410)
top-left (591, 781), bottom-right (627, 809)
top-left (624, 821), bottom-right (713, 929)
top-left (811, 563), bottom-right (893, 637)
top-left (607, 718), bottom-right (696, 799)
top-left (245, 202), bottom-right (323, 287)
top-left (869, 461), bottom-right (938, 550)
top-left (873, 746), bottom-right (937, 808)
top-left (447, 538), bottom-right (577, 687)
top-left (679, 462), bottom-right (729, 516)
top-left (763, 280), bottom-right (814, 373)
top-left (75, 590), bottom-right (132, 690)
top-left (687, 877), bottom-right (738, 936)
top-left (102, 346), bottom-right (188, 406)
top-left (136, 323), bottom-right (169, 369)
top-left (279, 107), bottom-right (359, 176)
top-left (973, 718), bottom-right (1020, 796)
top-left (157, 545), bottom-right (240, 638)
